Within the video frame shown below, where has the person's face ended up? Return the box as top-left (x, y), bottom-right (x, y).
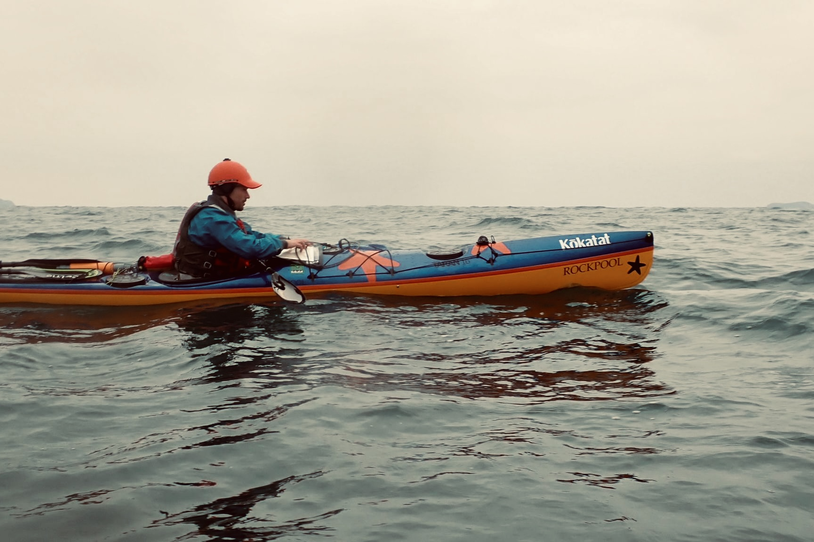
top-left (230, 185), bottom-right (250, 211)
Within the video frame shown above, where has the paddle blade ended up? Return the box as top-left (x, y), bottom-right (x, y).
top-left (270, 272), bottom-right (306, 304)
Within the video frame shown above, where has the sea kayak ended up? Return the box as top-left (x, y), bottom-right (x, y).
top-left (0, 230), bottom-right (654, 306)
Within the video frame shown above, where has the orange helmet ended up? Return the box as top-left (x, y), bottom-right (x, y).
top-left (207, 158), bottom-right (262, 189)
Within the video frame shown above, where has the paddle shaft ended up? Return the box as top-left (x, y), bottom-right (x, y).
top-left (0, 267), bottom-right (103, 281)
top-left (0, 259), bottom-right (121, 273)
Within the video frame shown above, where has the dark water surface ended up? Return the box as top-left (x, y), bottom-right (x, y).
top-left (1, 206), bottom-right (812, 541)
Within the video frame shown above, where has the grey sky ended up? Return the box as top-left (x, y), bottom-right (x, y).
top-left (2, 1), bottom-right (812, 207)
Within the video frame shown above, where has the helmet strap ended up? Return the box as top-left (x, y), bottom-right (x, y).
top-left (213, 184), bottom-right (238, 211)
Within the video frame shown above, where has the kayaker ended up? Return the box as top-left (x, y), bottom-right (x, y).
top-left (173, 158), bottom-right (311, 278)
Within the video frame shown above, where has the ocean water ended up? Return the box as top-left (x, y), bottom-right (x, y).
top-left (1, 205), bottom-right (812, 542)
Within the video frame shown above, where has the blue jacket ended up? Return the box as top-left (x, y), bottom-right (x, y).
top-left (188, 206), bottom-right (286, 260)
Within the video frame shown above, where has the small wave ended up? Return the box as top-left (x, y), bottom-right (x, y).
top-left (658, 253), bottom-right (814, 292)
top-left (670, 288), bottom-right (813, 342)
top-left (654, 257), bottom-right (755, 290)
top-left (756, 268), bottom-right (814, 289)
top-left (695, 267), bottom-right (814, 291)
top-left (729, 295), bottom-right (814, 339)
top-left (470, 216), bottom-right (538, 229)
top-left (29, 206), bottom-right (108, 217)
top-left (24, 228), bottom-right (112, 240)
top-left (732, 314), bottom-right (811, 339)
top-left (91, 238), bottom-right (159, 255)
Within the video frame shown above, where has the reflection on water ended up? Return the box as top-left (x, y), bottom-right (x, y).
top-left (557, 471), bottom-right (655, 490)
top-left (152, 471), bottom-right (342, 541)
top-left (180, 304), bottom-right (304, 348)
top-left (3, 286), bottom-right (673, 538)
top-left (179, 303), bottom-right (306, 386)
top-left (85, 396), bottom-right (315, 468)
top-left (305, 288), bottom-right (672, 405)
top-left (2, 289), bottom-right (673, 408)
top-left (0, 300), bottom-right (305, 348)
top-left (0, 305), bottom-right (182, 345)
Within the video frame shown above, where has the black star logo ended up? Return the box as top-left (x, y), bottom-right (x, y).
top-left (627, 255), bottom-right (646, 275)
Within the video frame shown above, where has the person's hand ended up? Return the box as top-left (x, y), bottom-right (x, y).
top-left (286, 238), bottom-right (312, 251)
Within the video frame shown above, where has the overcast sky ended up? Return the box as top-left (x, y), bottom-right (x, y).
top-left (1, 1), bottom-right (812, 207)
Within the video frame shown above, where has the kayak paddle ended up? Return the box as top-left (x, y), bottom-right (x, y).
top-left (0, 259), bottom-right (121, 273)
top-left (0, 267), bottom-right (104, 281)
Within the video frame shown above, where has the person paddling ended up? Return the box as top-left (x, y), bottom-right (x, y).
top-left (173, 158), bottom-right (311, 279)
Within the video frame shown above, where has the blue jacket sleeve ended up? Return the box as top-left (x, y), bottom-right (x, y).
top-left (188, 208), bottom-right (286, 259)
